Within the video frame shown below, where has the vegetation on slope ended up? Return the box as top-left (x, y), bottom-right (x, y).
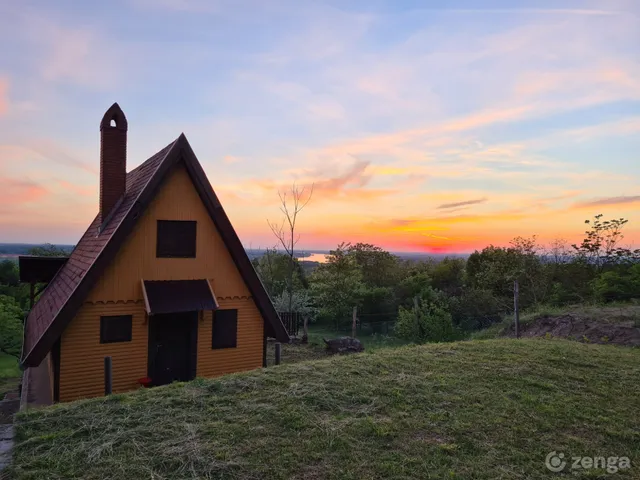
top-left (10, 339), bottom-right (640, 479)
top-left (0, 353), bottom-right (20, 400)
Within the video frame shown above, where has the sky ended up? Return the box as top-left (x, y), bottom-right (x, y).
top-left (0, 0), bottom-right (639, 253)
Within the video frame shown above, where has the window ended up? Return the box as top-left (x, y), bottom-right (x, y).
top-left (212, 309), bottom-right (238, 349)
top-left (100, 315), bottom-right (132, 343)
top-left (156, 220), bottom-right (197, 258)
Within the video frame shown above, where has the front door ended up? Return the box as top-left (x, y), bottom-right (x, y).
top-left (148, 311), bottom-right (198, 386)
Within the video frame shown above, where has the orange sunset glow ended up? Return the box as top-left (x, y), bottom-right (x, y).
top-left (0, 2), bottom-right (639, 253)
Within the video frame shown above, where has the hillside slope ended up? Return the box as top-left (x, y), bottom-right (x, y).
top-left (10, 339), bottom-right (640, 479)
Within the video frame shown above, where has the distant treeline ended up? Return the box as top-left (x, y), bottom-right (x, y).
top-left (0, 244), bottom-right (74, 255)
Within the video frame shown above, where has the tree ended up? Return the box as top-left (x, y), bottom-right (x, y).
top-left (267, 183), bottom-right (313, 340)
top-left (572, 214), bottom-right (640, 268)
top-left (252, 248), bottom-right (307, 299)
top-left (346, 243), bottom-right (401, 288)
top-left (0, 260), bottom-right (19, 286)
top-left (28, 243), bottom-right (70, 257)
top-left (309, 243), bottom-right (364, 330)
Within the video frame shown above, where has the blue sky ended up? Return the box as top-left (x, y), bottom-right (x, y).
top-left (0, 0), bottom-right (639, 251)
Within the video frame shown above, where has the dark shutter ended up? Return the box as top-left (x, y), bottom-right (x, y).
top-left (212, 309), bottom-right (238, 349)
top-left (100, 315), bottom-right (133, 343)
top-left (156, 220), bottom-right (197, 258)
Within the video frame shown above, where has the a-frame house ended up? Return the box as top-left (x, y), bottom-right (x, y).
top-left (21, 103), bottom-right (289, 404)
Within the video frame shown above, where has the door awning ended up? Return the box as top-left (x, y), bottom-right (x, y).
top-left (141, 279), bottom-right (219, 315)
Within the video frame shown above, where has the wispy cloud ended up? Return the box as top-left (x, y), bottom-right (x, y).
top-left (437, 198), bottom-right (488, 210)
top-left (574, 195), bottom-right (640, 209)
top-left (0, 178), bottom-right (48, 204)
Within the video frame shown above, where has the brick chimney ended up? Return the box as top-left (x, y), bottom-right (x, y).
top-left (99, 103), bottom-right (128, 225)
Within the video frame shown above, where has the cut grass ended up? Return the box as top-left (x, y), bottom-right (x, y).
top-left (0, 352), bottom-right (21, 400)
top-left (10, 339), bottom-right (640, 479)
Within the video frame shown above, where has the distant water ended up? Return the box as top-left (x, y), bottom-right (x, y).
top-left (300, 253), bottom-right (329, 263)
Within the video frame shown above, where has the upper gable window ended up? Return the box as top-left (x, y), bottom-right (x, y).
top-left (156, 220), bottom-right (197, 258)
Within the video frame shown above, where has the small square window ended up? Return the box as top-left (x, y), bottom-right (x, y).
top-left (100, 315), bottom-right (132, 343)
top-left (212, 309), bottom-right (238, 349)
top-left (156, 220), bottom-right (197, 258)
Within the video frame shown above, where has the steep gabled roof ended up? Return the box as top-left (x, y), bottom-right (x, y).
top-left (22, 134), bottom-right (289, 367)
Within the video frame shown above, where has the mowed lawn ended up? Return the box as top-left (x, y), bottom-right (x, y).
top-left (0, 352), bottom-right (21, 399)
top-left (10, 339), bottom-right (640, 479)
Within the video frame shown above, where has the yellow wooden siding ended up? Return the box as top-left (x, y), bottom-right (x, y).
top-left (59, 302), bottom-right (148, 402)
top-left (87, 164), bottom-right (250, 302)
top-left (58, 164), bottom-right (266, 402)
top-left (197, 297), bottom-right (264, 377)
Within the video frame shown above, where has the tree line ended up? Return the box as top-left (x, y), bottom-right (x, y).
top-left (253, 214), bottom-right (640, 343)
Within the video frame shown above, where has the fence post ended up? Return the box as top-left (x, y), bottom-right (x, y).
top-left (352, 306), bottom-right (357, 338)
top-left (513, 279), bottom-right (520, 339)
top-left (275, 342), bottom-right (281, 365)
top-left (104, 356), bottom-right (112, 396)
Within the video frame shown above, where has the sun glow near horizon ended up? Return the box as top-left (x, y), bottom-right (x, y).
top-left (0, 1), bottom-right (639, 252)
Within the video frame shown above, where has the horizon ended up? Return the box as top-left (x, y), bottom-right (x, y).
top-left (1, 1), bottom-right (639, 253)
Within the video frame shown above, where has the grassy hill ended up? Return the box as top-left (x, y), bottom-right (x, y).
top-left (10, 339), bottom-right (640, 479)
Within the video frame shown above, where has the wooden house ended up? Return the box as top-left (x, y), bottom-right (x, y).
top-left (20, 103), bottom-right (289, 404)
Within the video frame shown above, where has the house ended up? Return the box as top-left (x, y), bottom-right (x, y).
top-left (20, 103), bottom-right (289, 404)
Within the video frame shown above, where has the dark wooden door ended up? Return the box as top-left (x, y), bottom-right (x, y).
top-left (148, 311), bottom-right (198, 386)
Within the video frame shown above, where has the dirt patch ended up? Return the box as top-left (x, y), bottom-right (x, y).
top-left (507, 314), bottom-right (640, 346)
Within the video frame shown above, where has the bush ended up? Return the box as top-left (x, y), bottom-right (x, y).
top-left (0, 295), bottom-right (24, 358)
top-left (395, 290), bottom-right (460, 343)
top-left (448, 288), bottom-right (503, 331)
top-left (591, 264), bottom-right (640, 303)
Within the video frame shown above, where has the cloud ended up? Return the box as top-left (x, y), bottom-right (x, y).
top-left (56, 180), bottom-right (95, 197)
top-left (573, 196), bottom-right (640, 209)
top-left (0, 77), bottom-right (8, 115)
top-left (437, 197), bottom-right (488, 210)
top-left (0, 179), bottom-right (48, 204)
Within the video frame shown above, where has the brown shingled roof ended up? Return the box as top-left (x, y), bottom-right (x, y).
top-left (22, 135), bottom-right (289, 367)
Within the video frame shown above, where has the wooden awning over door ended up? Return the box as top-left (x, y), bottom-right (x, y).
top-left (141, 279), bottom-right (219, 315)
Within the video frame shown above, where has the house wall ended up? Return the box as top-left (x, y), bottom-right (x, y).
top-left (58, 164), bottom-right (265, 402)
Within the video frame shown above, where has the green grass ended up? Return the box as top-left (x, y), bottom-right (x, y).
top-left (10, 339), bottom-right (640, 479)
top-left (265, 326), bottom-right (411, 366)
top-left (0, 352), bottom-right (21, 399)
top-left (307, 325), bottom-right (411, 351)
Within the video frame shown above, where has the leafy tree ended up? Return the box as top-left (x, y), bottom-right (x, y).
top-left (253, 248), bottom-right (306, 299)
top-left (0, 260), bottom-right (19, 286)
top-left (0, 295), bottom-right (24, 358)
top-left (429, 257), bottom-right (465, 296)
top-left (572, 214), bottom-right (640, 267)
top-left (272, 290), bottom-right (316, 318)
top-left (346, 243), bottom-right (401, 288)
top-left (309, 243), bottom-right (365, 330)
